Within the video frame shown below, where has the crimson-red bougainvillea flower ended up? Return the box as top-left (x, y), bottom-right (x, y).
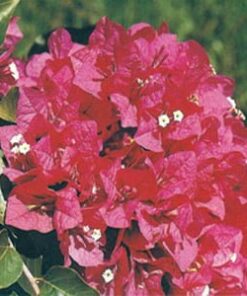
top-left (0, 17), bottom-right (22, 96)
top-left (1, 16), bottom-right (247, 295)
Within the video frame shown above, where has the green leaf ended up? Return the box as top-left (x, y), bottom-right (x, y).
top-left (0, 229), bottom-right (9, 246)
top-left (0, 0), bottom-right (20, 43)
top-left (0, 0), bottom-right (20, 22)
top-left (0, 230), bottom-right (23, 289)
top-left (0, 87), bottom-right (18, 122)
top-left (39, 266), bottom-right (98, 296)
top-left (18, 256), bottom-right (42, 296)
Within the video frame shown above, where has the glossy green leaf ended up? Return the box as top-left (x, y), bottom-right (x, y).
top-left (39, 266), bottom-right (98, 296)
top-left (0, 87), bottom-right (18, 122)
top-left (18, 256), bottom-right (42, 296)
top-left (0, 229), bottom-right (9, 246)
top-left (0, 230), bottom-right (23, 289)
top-left (0, 0), bottom-right (20, 43)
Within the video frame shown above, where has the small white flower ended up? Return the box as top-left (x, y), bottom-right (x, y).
top-left (11, 146), bottom-right (20, 154)
top-left (102, 268), bottom-right (114, 284)
top-left (91, 229), bottom-right (102, 241)
top-left (71, 138), bottom-right (76, 145)
top-left (173, 110), bottom-right (184, 122)
top-left (230, 252), bottom-right (237, 263)
top-left (19, 143), bottom-right (30, 155)
top-left (9, 62), bottom-right (19, 80)
top-left (202, 285), bottom-right (210, 296)
top-left (92, 184), bottom-right (97, 194)
top-left (136, 78), bottom-right (144, 86)
top-left (83, 225), bottom-right (90, 233)
top-left (227, 96), bottom-right (236, 109)
top-left (10, 134), bottom-right (23, 145)
top-left (136, 77), bottom-right (150, 87)
top-left (158, 114), bottom-right (170, 128)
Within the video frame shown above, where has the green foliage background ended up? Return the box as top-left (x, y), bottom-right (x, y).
top-left (15, 0), bottom-right (247, 111)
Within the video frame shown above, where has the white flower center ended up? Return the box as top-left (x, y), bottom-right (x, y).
top-left (19, 143), bottom-right (30, 155)
top-left (10, 145), bottom-right (20, 154)
top-left (158, 114), bottom-right (170, 128)
top-left (91, 229), bottom-right (102, 241)
top-left (10, 134), bottom-right (23, 145)
top-left (10, 134), bottom-right (31, 155)
top-left (230, 252), bottom-right (237, 263)
top-left (9, 62), bottom-right (19, 80)
top-left (92, 184), bottom-right (97, 194)
top-left (102, 268), bottom-right (114, 284)
top-left (83, 225), bottom-right (90, 233)
top-left (173, 110), bottom-right (184, 122)
top-left (136, 77), bottom-right (149, 87)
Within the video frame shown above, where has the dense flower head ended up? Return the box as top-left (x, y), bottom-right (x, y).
top-left (1, 16), bottom-right (247, 295)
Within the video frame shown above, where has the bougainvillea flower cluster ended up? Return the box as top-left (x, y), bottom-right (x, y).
top-left (0, 17), bottom-right (22, 97)
top-left (1, 17), bottom-right (247, 295)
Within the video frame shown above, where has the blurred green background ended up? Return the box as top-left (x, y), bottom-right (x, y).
top-left (15, 0), bottom-right (247, 112)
